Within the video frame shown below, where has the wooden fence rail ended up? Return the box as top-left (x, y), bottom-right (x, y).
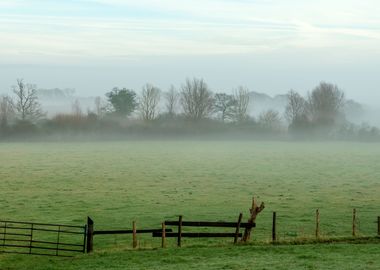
top-left (158, 214), bottom-right (250, 247)
top-left (163, 221), bottom-right (255, 228)
top-left (94, 229), bottom-right (172, 235)
top-left (152, 232), bottom-right (242, 238)
top-left (86, 217), bottom-right (173, 252)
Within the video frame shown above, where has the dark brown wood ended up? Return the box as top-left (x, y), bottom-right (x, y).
top-left (29, 224), bottom-right (34, 254)
top-left (378, 216), bottom-right (380, 236)
top-left (161, 223), bottom-right (166, 248)
top-left (153, 232), bottom-right (243, 238)
top-left (55, 225), bottom-right (60, 256)
top-left (93, 228), bottom-right (172, 235)
top-left (315, 209), bottom-right (320, 238)
top-left (2, 222), bottom-right (6, 246)
top-left (86, 217), bottom-right (94, 253)
top-left (242, 197), bottom-right (265, 242)
top-left (234, 213), bottom-right (243, 244)
top-left (164, 221), bottom-right (255, 228)
top-left (132, 221), bottom-right (137, 249)
top-left (272, 212), bottom-right (277, 242)
top-left (178, 215), bottom-right (182, 247)
top-left (82, 225), bottom-right (87, 253)
top-left (352, 209), bottom-right (356, 237)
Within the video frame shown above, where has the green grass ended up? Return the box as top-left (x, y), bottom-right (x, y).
top-left (0, 141), bottom-right (379, 269)
top-left (1, 242), bottom-right (380, 270)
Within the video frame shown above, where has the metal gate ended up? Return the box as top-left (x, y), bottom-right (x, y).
top-left (0, 220), bottom-right (86, 257)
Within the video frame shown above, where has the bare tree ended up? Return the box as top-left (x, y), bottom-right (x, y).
top-left (213, 93), bottom-right (236, 122)
top-left (180, 78), bottom-right (213, 120)
top-left (258, 109), bottom-right (282, 130)
top-left (93, 96), bottom-right (108, 118)
top-left (72, 99), bottom-right (83, 117)
top-left (94, 96), bottom-right (102, 116)
top-left (139, 84), bottom-right (161, 121)
top-left (165, 85), bottom-right (179, 116)
top-left (308, 82), bottom-right (346, 127)
top-left (12, 79), bottom-right (44, 122)
top-left (284, 90), bottom-right (307, 124)
top-left (0, 95), bottom-right (15, 129)
top-left (232, 86), bottom-right (250, 122)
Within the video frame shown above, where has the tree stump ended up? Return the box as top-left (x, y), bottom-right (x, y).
top-left (242, 197), bottom-right (265, 242)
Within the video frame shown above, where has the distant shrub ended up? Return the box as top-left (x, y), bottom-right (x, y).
top-left (49, 113), bottom-right (98, 130)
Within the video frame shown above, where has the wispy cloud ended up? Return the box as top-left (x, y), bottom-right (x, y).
top-left (0, 0), bottom-right (379, 64)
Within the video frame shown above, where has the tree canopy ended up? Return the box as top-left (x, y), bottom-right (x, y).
top-left (106, 87), bottom-right (138, 117)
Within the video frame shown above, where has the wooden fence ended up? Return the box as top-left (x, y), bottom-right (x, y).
top-left (86, 217), bottom-right (173, 252)
top-left (152, 213), bottom-right (255, 247)
top-left (270, 210), bottom-right (380, 243)
top-left (86, 213), bottom-right (258, 252)
top-left (1, 198), bottom-right (379, 256)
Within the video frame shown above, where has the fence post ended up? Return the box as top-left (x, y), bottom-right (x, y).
top-left (377, 216), bottom-right (380, 237)
top-left (234, 213), bottom-right (243, 244)
top-left (132, 221), bottom-right (137, 249)
top-left (272, 212), bottom-right (277, 243)
top-left (161, 222), bottom-right (166, 248)
top-left (242, 197), bottom-right (265, 242)
top-left (352, 209), bottom-right (356, 237)
top-left (315, 209), bottom-right (320, 239)
top-left (178, 215), bottom-right (183, 247)
top-left (86, 217), bottom-right (94, 253)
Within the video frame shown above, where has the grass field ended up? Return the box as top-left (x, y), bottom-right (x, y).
top-left (0, 141), bottom-right (379, 269)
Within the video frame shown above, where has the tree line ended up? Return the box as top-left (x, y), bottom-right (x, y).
top-left (102, 78), bottom-right (250, 122)
top-left (0, 78), bottom-right (379, 140)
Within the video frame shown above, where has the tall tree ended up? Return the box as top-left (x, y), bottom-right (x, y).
top-left (285, 90), bottom-right (308, 126)
top-left (213, 93), bottom-right (236, 122)
top-left (93, 96), bottom-right (109, 118)
top-left (232, 86), bottom-right (250, 122)
top-left (12, 79), bottom-right (44, 122)
top-left (180, 78), bottom-right (213, 120)
top-left (0, 95), bottom-right (15, 129)
top-left (139, 84), bottom-right (161, 121)
top-left (308, 82), bottom-right (345, 127)
top-left (165, 85), bottom-right (179, 116)
top-left (106, 87), bottom-right (138, 117)
top-left (258, 109), bottom-right (282, 131)
top-left (72, 99), bottom-right (83, 117)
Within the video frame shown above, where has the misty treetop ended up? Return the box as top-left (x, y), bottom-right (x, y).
top-left (12, 79), bottom-right (45, 122)
top-left (105, 88), bottom-right (138, 117)
top-left (285, 82), bottom-right (347, 135)
top-left (0, 78), bottom-right (379, 141)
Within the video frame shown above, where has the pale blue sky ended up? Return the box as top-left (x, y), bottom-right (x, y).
top-left (1, 0), bottom-right (379, 104)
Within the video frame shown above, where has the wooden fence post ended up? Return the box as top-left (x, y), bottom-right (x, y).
top-left (178, 215), bottom-right (183, 247)
top-left (377, 216), bottom-right (379, 237)
top-left (242, 197), bottom-right (265, 242)
top-left (132, 221), bottom-right (137, 248)
top-left (161, 222), bottom-right (166, 248)
top-left (272, 212), bottom-right (277, 243)
top-left (234, 213), bottom-right (243, 244)
top-left (352, 209), bottom-right (356, 237)
top-left (315, 209), bottom-right (320, 239)
top-left (86, 217), bottom-right (94, 253)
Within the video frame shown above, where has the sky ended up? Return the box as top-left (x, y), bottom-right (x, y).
top-left (0, 0), bottom-right (379, 104)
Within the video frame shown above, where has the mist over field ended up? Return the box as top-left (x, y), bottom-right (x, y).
top-left (1, 1), bottom-right (380, 270)
top-left (1, 78), bottom-right (379, 142)
top-left (32, 87), bottom-right (380, 126)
